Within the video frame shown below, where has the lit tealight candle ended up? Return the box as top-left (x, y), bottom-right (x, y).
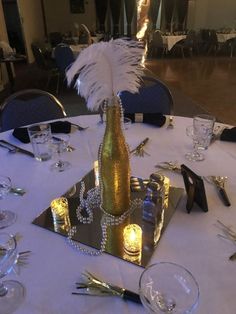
top-left (123, 224), bottom-right (142, 255)
top-left (50, 197), bottom-right (71, 231)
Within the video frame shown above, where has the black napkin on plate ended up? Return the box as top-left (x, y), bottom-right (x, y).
top-left (124, 113), bottom-right (166, 127)
top-left (12, 121), bottom-right (72, 143)
top-left (220, 127), bottom-right (236, 142)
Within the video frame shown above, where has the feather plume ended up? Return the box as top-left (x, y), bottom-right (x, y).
top-left (66, 39), bottom-right (145, 111)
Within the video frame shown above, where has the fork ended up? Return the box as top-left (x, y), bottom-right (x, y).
top-left (71, 123), bottom-right (89, 131)
top-left (17, 250), bottom-right (31, 266)
top-left (130, 137), bottom-right (150, 157)
top-left (155, 161), bottom-right (181, 172)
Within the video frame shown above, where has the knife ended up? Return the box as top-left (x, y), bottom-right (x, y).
top-left (130, 137), bottom-right (149, 154)
top-left (0, 140), bottom-right (34, 158)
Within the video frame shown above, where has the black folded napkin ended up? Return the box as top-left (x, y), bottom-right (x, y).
top-left (220, 127), bottom-right (236, 142)
top-left (12, 121), bottom-right (72, 143)
top-left (124, 113), bottom-right (166, 127)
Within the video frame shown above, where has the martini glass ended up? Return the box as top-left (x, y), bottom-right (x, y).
top-left (0, 232), bottom-right (25, 313)
top-left (0, 176), bottom-right (17, 229)
top-left (139, 262), bottom-right (199, 313)
top-left (50, 134), bottom-right (71, 172)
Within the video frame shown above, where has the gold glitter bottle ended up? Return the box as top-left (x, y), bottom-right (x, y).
top-left (99, 96), bottom-right (130, 216)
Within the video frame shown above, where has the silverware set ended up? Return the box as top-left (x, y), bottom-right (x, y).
top-left (155, 160), bottom-right (231, 207)
top-left (130, 137), bottom-right (150, 157)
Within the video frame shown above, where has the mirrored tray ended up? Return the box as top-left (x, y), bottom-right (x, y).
top-left (32, 170), bottom-right (184, 267)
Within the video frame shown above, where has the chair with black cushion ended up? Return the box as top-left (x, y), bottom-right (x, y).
top-left (207, 30), bottom-right (219, 55)
top-left (149, 31), bottom-right (167, 57)
top-left (172, 31), bottom-right (196, 57)
top-left (119, 76), bottom-right (173, 115)
top-left (0, 89), bottom-right (66, 132)
top-left (54, 44), bottom-right (75, 74)
top-left (54, 44), bottom-right (75, 93)
top-left (49, 32), bottom-right (63, 48)
top-left (79, 24), bottom-right (92, 45)
top-left (226, 37), bottom-right (236, 57)
top-left (31, 43), bottom-right (60, 92)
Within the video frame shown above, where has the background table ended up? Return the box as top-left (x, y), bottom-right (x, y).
top-left (216, 32), bottom-right (236, 43)
top-left (0, 115), bottom-right (235, 314)
top-left (162, 35), bottom-right (186, 51)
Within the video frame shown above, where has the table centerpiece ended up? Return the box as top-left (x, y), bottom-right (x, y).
top-left (67, 39), bottom-right (144, 218)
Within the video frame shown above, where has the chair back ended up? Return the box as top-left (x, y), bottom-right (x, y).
top-left (54, 45), bottom-right (75, 74)
top-left (49, 32), bottom-right (63, 48)
top-left (152, 31), bottom-right (164, 48)
top-left (119, 76), bottom-right (173, 115)
top-left (1, 89), bottom-right (66, 132)
top-left (79, 24), bottom-right (92, 45)
top-left (31, 44), bottom-right (47, 70)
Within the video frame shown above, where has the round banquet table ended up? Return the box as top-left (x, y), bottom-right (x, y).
top-left (0, 115), bottom-right (235, 314)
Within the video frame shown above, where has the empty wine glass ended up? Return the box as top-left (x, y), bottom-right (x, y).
top-left (0, 232), bottom-right (25, 313)
top-left (139, 262), bottom-right (199, 314)
top-left (0, 176), bottom-right (17, 229)
top-left (50, 134), bottom-right (71, 172)
top-left (185, 114), bottom-right (215, 162)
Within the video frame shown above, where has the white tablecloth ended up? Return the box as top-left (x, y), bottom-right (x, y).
top-left (1, 115), bottom-right (236, 314)
top-left (216, 33), bottom-right (236, 43)
top-left (162, 35), bottom-right (186, 51)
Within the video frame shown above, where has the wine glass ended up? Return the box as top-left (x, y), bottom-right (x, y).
top-left (139, 262), bottom-right (199, 314)
top-left (185, 125), bottom-right (205, 161)
top-left (0, 232), bottom-right (25, 313)
top-left (185, 114), bottom-right (215, 162)
top-left (50, 134), bottom-right (71, 172)
top-left (0, 176), bottom-right (17, 229)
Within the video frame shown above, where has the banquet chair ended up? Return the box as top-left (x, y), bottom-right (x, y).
top-left (172, 31), bottom-right (196, 57)
top-left (149, 31), bottom-right (167, 57)
top-left (119, 76), bottom-right (173, 115)
top-left (49, 32), bottom-right (63, 48)
top-left (54, 44), bottom-right (75, 93)
top-left (54, 44), bottom-right (75, 74)
top-left (31, 43), bottom-right (60, 91)
top-left (0, 89), bottom-right (66, 132)
top-left (79, 24), bottom-right (92, 45)
top-left (226, 37), bottom-right (236, 57)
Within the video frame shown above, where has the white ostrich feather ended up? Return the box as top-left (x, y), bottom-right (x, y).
top-left (66, 39), bottom-right (144, 111)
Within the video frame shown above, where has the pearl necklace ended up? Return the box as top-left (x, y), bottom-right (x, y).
top-left (67, 181), bottom-right (142, 256)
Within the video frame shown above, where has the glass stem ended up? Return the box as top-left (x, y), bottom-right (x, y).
top-left (0, 281), bottom-right (8, 297)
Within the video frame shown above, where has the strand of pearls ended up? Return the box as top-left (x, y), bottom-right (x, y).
top-left (67, 180), bottom-right (142, 256)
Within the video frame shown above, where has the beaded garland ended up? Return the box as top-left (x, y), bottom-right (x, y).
top-left (67, 181), bottom-right (142, 256)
